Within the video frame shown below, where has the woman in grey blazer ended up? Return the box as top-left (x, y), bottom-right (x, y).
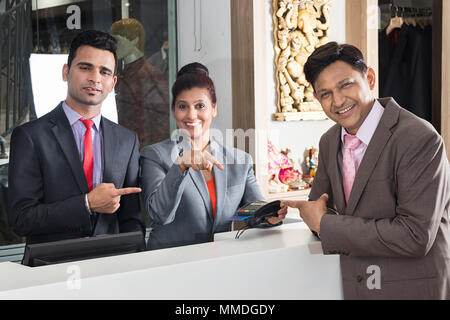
top-left (140, 63), bottom-right (286, 250)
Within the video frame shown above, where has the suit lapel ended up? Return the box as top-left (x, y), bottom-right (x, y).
top-left (189, 169), bottom-right (213, 221)
top-left (210, 140), bottom-right (226, 229)
top-left (346, 98), bottom-right (399, 215)
top-left (100, 117), bottom-right (117, 184)
top-left (50, 104), bottom-right (88, 193)
top-left (328, 126), bottom-right (346, 213)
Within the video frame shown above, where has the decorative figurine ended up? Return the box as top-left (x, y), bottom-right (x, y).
top-left (306, 146), bottom-right (319, 176)
top-left (268, 140), bottom-right (309, 193)
top-left (303, 146), bottom-right (319, 186)
top-left (280, 148), bottom-right (309, 190)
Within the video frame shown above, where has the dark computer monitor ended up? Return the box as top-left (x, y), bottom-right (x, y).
top-left (22, 231), bottom-right (144, 267)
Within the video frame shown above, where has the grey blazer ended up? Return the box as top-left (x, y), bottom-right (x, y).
top-left (310, 98), bottom-right (450, 299)
top-left (140, 136), bottom-right (263, 250)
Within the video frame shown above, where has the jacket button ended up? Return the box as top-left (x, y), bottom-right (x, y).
top-left (356, 275), bottom-right (363, 283)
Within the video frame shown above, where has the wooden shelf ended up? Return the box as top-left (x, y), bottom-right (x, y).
top-left (274, 111), bottom-right (328, 122)
top-left (266, 188), bottom-right (311, 201)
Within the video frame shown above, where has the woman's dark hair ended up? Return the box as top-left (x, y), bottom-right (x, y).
top-left (172, 62), bottom-right (216, 109)
top-left (304, 42), bottom-right (368, 91)
top-left (67, 30), bottom-right (118, 74)
top-left (176, 62), bottom-right (209, 78)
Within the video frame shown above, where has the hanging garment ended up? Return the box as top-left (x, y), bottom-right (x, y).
top-left (379, 24), bottom-right (432, 122)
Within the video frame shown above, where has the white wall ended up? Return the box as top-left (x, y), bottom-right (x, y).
top-left (177, 0), bottom-right (232, 136)
top-left (266, 0), bottom-right (346, 172)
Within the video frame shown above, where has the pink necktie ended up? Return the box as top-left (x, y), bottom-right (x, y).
top-left (343, 134), bottom-right (361, 204)
top-left (79, 118), bottom-right (94, 191)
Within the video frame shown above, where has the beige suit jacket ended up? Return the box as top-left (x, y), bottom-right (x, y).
top-left (310, 98), bottom-right (450, 299)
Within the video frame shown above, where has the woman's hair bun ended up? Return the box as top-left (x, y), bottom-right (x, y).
top-left (171, 62), bottom-right (216, 108)
top-left (176, 62), bottom-right (209, 78)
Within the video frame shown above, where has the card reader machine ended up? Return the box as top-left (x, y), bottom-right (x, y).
top-left (233, 200), bottom-right (281, 228)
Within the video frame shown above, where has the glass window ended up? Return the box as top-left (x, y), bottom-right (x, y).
top-left (0, 0), bottom-right (177, 248)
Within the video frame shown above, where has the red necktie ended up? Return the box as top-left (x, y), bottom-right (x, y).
top-left (342, 134), bottom-right (361, 204)
top-left (79, 118), bottom-right (94, 191)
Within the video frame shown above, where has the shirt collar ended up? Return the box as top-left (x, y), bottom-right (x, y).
top-left (62, 101), bottom-right (102, 131)
top-left (341, 99), bottom-right (384, 146)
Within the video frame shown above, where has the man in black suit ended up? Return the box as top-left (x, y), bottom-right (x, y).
top-left (8, 30), bottom-right (145, 246)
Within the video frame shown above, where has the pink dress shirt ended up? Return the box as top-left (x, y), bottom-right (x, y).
top-left (338, 100), bottom-right (385, 176)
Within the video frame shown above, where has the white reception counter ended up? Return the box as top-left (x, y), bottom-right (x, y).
top-left (0, 220), bottom-right (342, 299)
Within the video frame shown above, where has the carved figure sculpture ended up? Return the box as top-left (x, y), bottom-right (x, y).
top-left (278, 28), bottom-right (290, 50)
top-left (297, 8), bottom-right (319, 50)
top-left (273, 0), bottom-right (333, 114)
top-left (280, 73), bottom-right (295, 112)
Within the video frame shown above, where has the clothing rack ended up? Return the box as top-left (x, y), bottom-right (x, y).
top-left (378, 0), bottom-right (434, 124)
top-left (378, 2), bottom-right (433, 30)
top-left (388, 5), bottom-right (432, 18)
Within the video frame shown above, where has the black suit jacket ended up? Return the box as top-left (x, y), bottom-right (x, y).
top-left (378, 24), bottom-right (432, 122)
top-left (7, 102), bottom-right (145, 245)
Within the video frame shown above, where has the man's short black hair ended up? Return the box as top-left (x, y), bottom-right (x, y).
top-left (304, 42), bottom-right (368, 91)
top-left (67, 30), bottom-right (118, 74)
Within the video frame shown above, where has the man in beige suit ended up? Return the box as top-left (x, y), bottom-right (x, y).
top-left (281, 42), bottom-right (450, 299)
